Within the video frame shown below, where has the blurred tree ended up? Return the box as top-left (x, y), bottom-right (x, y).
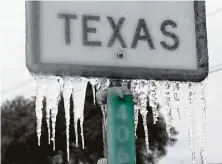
top-left (1, 83), bottom-right (178, 164)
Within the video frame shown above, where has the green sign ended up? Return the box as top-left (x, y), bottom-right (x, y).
top-left (107, 88), bottom-right (136, 164)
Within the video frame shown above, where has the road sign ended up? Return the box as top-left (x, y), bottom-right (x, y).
top-left (107, 88), bottom-right (135, 164)
top-left (26, 1), bottom-right (208, 82)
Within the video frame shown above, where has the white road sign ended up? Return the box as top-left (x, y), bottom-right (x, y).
top-left (26, 1), bottom-right (208, 82)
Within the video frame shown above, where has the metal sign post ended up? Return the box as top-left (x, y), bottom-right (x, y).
top-left (107, 87), bottom-right (135, 164)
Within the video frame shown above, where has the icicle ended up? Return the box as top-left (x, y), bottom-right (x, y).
top-left (187, 82), bottom-right (197, 164)
top-left (130, 80), bottom-right (140, 137)
top-left (35, 75), bottom-right (46, 146)
top-left (80, 115), bottom-right (85, 149)
top-left (62, 77), bottom-right (73, 160)
top-left (72, 77), bottom-right (89, 149)
top-left (96, 78), bottom-right (110, 158)
top-left (140, 109), bottom-right (150, 154)
top-left (163, 81), bottom-right (172, 138)
top-left (74, 116), bottom-right (78, 147)
top-left (172, 81), bottom-right (181, 119)
top-left (89, 78), bottom-right (99, 105)
top-left (45, 76), bottom-right (61, 150)
top-left (101, 105), bottom-right (108, 128)
top-left (131, 80), bottom-right (150, 153)
top-left (101, 104), bottom-right (108, 158)
top-left (134, 105), bottom-right (139, 137)
top-left (148, 80), bottom-right (159, 124)
top-left (199, 81), bottom-right (207, 164)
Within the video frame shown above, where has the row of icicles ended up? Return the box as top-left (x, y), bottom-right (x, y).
top-left (34, 75), bottom-right (207, 164)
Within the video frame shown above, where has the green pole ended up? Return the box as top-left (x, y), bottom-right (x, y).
top-left (107, 87), bottom-right (136, 164)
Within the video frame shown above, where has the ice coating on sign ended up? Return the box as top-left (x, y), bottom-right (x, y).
top-left (148, 80), bottom-right (159, 124)
top-left (45, 76), bottom-right (61, 150)
top-left (172, 81), bottom-right (181, 119)
top-left (89, 78), bottom-right (99, 105)
top-left (35, 75), bottom-right (46, 146)
top-left (187, 82), bottom-right (197, 164)
top-left (72, 77), bottom-right (88, 149)
top-left (163, 81), bottom-right (172, 138)
top-left (62, 77), bottom-right (73, 160)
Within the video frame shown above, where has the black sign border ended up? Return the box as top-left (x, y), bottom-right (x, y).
top-left (26, 1), bottom-right (208, 82)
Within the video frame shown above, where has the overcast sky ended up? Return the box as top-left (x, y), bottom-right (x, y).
top-left (0, 0), bottom-right (222, 164)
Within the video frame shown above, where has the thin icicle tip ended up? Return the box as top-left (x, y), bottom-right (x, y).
top-left (62, 77), bottom-right (74, 161)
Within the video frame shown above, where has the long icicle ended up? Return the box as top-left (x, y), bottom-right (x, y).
top-left (72, 77), bottom-right (88, 149)
top-left (199, 81), bottom-right (207, 164)
top-left (130, 80), bottom-right (140, 137)
top-left (187, 82), bottom-right (197, 164)
top-left (164, 81), bottom-right (172, 138)
top-left (62, 77), bottom-right (73, 161)
top-left (35, 75), bottom-right (46, 146)
top-left (101, 104), bottom-right (108, 158)
top-left (96, 78), bottom-right (110, 158)
top-left (45, 76), bottom-right (61, 150)
top-left (140, 80), bottom-right (150, 154)
top-left (132, 80), bottom-right (150, 153)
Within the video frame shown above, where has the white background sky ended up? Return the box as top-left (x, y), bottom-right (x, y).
top-left (0, 0), bottom-right (222, 164)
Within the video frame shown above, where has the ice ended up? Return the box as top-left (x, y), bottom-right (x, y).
top-left (62, 77), bottom-right (74, 160)
top-left (163, 81), bottom-right (172, 138)
top-left (35, 75), bottom-right (47, 146)
top-left (130, 80), bottom-right (150, 153)
top-left (196, 81), bottom-right (207, 164)
top-left (134, 105), bottom-right (139, 138)
top-left (121, 79), bottom-right (129, 87)
top-left (148, 80), bottom-right (159, 124)
top-left (172, 82), bottom-right (181, 119)
top-left (187, 82), bottom-right (197, 164)
top-left (140, 109), bottom-right (150, 154)
top-left (130, 80), bottom-right (140, 137)
top-left (45, 76), bottom-right (62, 150)
top-left (101, 104), bottom-right (108, 158)
top-left (156, 81), bottom-right (166, 117)
top-left (199, 81), bottom-right (207, 164)
top-left (72, 77), bottom-right (89, 149)
top-left (96, 78), bottom-right (110, 158)
top-left (33, 73), bottom-right (208, 164)
top-left (89, 78), bottom-right (99, 105)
